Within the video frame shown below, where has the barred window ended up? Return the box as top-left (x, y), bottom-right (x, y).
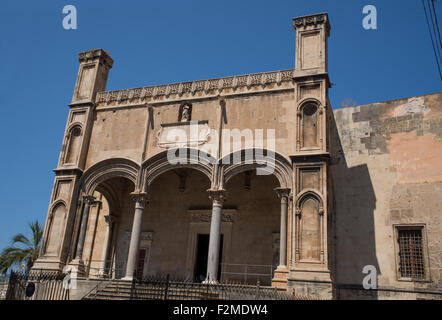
top-left (397, 228), bottom-right (425, 279)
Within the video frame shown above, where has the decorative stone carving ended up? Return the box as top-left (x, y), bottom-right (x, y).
top-left (188, 209), bottom-right (237, 223)
top-left (82, 195), bottom-right (96, 205)
top-left (179, 102), bottom-right (192, 122)
top-left (104, 214), bottom-right (116, 225)
top-left (169, 83), bottom-right (180, 96)
top-left (78, 49), bottom-right (113, 67)
top-left (182, 82), bottom-right (192, 94)
top-left (125, 231), bottom-right (153, 241)
top-left (208, 189), bottom-right (227, 207)
top-left (275, 188), bottom-right (290, 200)
top-left (130, 191), bottom-right (149, 207)
top-left (95, 69), bottom-right (295, 106)
top-left (293, 13), bottom-right (330, 30)
top-left (140, 231), bottom-right (153, 241)
top-left (157, 120), bottom-right (211, 149)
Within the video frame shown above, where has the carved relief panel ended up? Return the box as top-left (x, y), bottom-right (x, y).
top-left (44, 202), bottom-right (67, 256)
top-left (64, 125), bottom-right (83, 164)
top-left (299, 197), bottom-right (321, 261)
top-left (296, 99), bottom-right (326, 153)
top-left (293, 163), bottom-right (327, 266)
top-left (58, 107), bottom-right (90, 169)
top-left (41, 177), bottom-right (75, 258)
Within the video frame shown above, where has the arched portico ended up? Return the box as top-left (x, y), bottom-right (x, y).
top-left (70, 158), bottom-right (139, 276)
top-left (218, 148), bottom-right (293, 285)
top-left (69, 149), bottom-right (294, 284)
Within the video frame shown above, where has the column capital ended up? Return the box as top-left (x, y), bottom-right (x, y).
top-left (82, 195), bottom-right (96, 205)
top-left (130, 191), bottom-right (149, 207)
top-left (207, 189), bottom-right (227, 206)
top-left (274, 188), bottom-right (291, 199)
top-left (104, 214), bottom-right (117, 225)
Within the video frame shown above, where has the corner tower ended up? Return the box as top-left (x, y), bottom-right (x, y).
top-left (288, 13), bottom-right (334, 299)
top-left (32, 50), bottom-right (113, 273)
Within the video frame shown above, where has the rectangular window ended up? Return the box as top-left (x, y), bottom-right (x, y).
top-left (397, 228), bottom-right (425, 279)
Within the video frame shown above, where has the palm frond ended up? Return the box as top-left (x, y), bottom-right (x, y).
top-left (0, 247), bottom-right (30, 273)
top-left (29, 220), bottom-right (43, 250)
top-left (12, 234), bottom-right (33, 248)
top-left (0, 220), bottom-right (44, 274)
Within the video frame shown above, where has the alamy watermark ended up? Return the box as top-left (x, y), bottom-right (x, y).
top-left (62, 265), bottom-right (77, 290)
top-left (362, 5), bottom-right (377, 30)
top-left (62, 5), bottom-right (77, 30)
top-left (362, 265), bottom-right (377, 289)
top-left (165, 121), bottom-right (276, 175)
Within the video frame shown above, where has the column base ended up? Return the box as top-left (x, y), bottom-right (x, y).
top-left (66, 259), bottom-right (87, 278)
top-left (272, 266), bottom-right (289, 289)
top-left (202, 279), bottom-right (219, 285)
top-left (31, 256), bottom-right (65, 273)
top-left (98, 269), bottom-right (109, 278)
top-left (288, 267), bottom-right (333, 299)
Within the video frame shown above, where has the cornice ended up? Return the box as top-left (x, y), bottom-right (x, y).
top-left (95, 69), bottom-right (295, 107)
top-left (78, 49), bottom-right (114, 69)
top-left (292, 13), bottom-right (330, 32)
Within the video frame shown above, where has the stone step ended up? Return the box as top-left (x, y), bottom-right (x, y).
top-left (82, 280), bottom-right (288, 300)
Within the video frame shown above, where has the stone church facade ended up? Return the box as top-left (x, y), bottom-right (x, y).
top-left (32, 13), bottom-right (442, 299)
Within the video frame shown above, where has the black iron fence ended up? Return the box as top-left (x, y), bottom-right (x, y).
top-left (6, 270), bottom-right (69, 300)
top-left (84, 273), bottom-right (315, 300)
top-left (6, 270), bottom-right (316, 300)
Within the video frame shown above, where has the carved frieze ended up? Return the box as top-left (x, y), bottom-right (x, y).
top-left (188, 209), bottom-right (238, 223)
top-left (293, 13), bottom-right (329, 30)
top-left (125, 231), bottom-right (153, 241)
top-left (96, 69), bottom-right (295, 106)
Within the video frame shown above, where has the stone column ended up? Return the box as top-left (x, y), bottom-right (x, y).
top-left (74, 195), bottom-right (96, 260)
top-left (275, 188), bottom-right (290, 269)
top-left (205, 189), bottom-right (226, 283)
top-left (99, 214), bottom-right (115, 277)
top-left (124, 192), bottom-right (148, 280)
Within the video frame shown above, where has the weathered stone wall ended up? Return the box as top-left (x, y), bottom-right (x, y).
top-left (86, 90), bottom-right (295, 171)
top-left (331, 92), bottom-right (442, 299)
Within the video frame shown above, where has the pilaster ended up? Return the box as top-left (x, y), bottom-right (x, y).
top-left (289, 13), bottom-right (333, 299)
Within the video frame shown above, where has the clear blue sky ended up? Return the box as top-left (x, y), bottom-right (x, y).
top-left (0, 0), bottom-right (440, 251)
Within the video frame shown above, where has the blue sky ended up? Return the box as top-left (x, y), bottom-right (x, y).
top-left (0, 0), bottom-right (440, 251)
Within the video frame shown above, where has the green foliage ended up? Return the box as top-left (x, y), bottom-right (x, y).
top-left (0, 220), bottom-right (43, 274)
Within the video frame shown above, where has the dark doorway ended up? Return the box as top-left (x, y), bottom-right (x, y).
top-left (194, 234), bottom-right (223, 282)
top-left (136, 248), bottom-right (146, 279)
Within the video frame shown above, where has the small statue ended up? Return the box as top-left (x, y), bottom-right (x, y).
top-left (181, 105), bottom-right (190, 122)
top-left (179, 102), bottom-right (192, 122)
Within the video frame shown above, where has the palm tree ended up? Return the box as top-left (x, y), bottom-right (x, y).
top-left (0, 221), bottom-right (43, 274)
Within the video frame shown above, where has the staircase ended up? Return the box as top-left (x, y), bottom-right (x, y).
top-left (82, 278), bottom-right (306, 300)
top-left (82, 280), bottom-right (220, 300)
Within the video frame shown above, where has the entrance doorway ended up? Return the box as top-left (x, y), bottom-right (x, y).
top-left (194, 234), bottom-right (223, 282)
top-left (136, 248), bottom-right (146, 279)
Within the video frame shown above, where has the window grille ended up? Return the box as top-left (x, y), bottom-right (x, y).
top-left (398, 228), bottom-right (425, 279)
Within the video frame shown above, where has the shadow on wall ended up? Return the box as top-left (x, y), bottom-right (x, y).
top-left (330, 111), bottom-right (379, 300)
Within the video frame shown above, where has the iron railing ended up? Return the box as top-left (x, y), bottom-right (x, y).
top-left (6, 270), bottom-right (69, 300)
top-left (220, 263), bottom-right (275, 285)
top-left (83, 273), bottom-right (315, 300)
top-left (81, 260), bottom-right (276, 286)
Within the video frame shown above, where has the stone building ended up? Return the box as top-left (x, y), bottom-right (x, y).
top-left (32, 13), bottom-right (442, 299)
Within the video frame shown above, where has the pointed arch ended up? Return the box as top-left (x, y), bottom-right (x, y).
top-left (141, 148), bottom-right (215, 190)
top-left (79, 158), bottom-right (139, 196)
top-left (220, 148), bottom-right (293, 189)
